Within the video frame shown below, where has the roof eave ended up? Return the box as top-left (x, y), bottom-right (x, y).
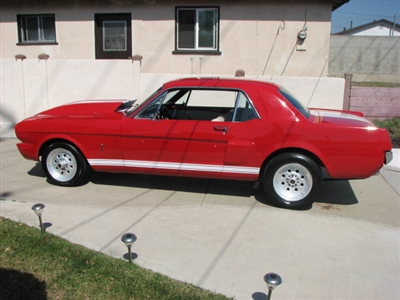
top-left (332, 0), bottom-right (350, 11)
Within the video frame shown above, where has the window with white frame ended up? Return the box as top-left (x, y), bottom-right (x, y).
top-left (175, 7), bottom-right (220, 53)
top-left (17, 14), bottom-right (56, 44)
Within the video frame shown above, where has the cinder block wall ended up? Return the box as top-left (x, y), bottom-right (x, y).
top-left (329, 36), bottom-right (400, 83)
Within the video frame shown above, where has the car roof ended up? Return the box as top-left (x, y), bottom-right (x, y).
top-left (162, 77), bottom-right (281, 91)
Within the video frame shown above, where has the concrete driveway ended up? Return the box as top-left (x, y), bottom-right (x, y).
top-left (1, 138), bottom-right (400, 299)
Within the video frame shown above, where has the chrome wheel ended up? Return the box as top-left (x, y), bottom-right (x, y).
top-left (263, 153), bottom-right (322, 209)
top-left (46, 148), bottom-right (77, 182)
top-left (273, 163), bottom-right (313, 202)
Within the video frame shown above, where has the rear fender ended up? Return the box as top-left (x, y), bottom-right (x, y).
top-left (260, 146), bottom-right (329, 179)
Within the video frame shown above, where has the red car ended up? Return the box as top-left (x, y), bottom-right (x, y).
top-left (15, 78), bottom-right (393, 209)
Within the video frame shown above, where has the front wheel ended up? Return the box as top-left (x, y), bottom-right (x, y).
top-left (263, 153), bottom-right (322, 209)
top-left (41, 142), bottom-right (88, 186)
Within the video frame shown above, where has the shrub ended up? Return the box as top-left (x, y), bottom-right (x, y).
top-left (373, 118), bottom-right (400, 148)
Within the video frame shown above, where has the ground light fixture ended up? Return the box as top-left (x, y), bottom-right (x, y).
top-left (121, 233), bottom-right (137, 263)
top-left (31, 203), bottom-right (45, 232)
top-left (264, 272), bottom-right (282, 300)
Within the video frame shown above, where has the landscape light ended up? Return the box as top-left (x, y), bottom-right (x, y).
top-left (31, 203), bottom-right (45, 232)
top-left (121, 233), bottom-right (137, 263)
top-left (264, 272), bottom-right (282, 300)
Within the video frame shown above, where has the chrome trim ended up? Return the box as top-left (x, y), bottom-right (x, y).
top-left (385, 151), bottom-right (393, 165)
top-left (88, 159), bottom-right (260, 175)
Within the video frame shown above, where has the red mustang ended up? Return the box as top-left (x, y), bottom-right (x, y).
top-left (15, 78), bottom-right (393, 209)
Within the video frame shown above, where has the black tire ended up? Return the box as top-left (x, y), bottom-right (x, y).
top-left (263, 153), bottom-right (322, 209)
top-left (41, 142), bottom-right (88, 186)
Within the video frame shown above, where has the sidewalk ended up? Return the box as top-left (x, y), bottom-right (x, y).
top-left (1, 139), bottom-right (400, 299)
top-left (381, 148), bottom-right (400, 195)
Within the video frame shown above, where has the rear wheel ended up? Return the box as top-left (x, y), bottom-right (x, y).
top-left (263, 153), bottom-right (322, 209)
top-left (41, 142), bottom-right (88, 186)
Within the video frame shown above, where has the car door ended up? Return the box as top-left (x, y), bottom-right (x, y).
top-left (176, 89), bottom-right (233, 176)
top-left (120, 88), bottom-right (233, 177)
top-left (120, 90), bottom-right (193, 175)
top-left (221, 91), bottom-right (261, 180)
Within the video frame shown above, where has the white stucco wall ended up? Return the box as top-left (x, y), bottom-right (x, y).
top-left (1, 58), bottom-right (345, 138)
top-left (351, 27), bottom-right (400, 37)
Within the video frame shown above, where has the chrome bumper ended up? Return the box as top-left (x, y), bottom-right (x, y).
top-left (385, 151), bottom-right (393, 165)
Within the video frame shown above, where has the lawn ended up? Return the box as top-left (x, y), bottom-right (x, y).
top-left (0, 217), bottom-right (232, 300)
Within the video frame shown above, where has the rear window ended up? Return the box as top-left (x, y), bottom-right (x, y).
top-left (279, 87), bottom-right (310, 118)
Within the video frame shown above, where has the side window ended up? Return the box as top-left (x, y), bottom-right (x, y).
top-left (137, 89), bottom-right (190, 119)
top-left (95, 13), bottom-right (132, 59)
top-left (17, 14), bottom-right (57, 45)
top-left (186, 90), bottom-right (236, 107)
top-left (164, 90), bottom-right (187, 105)
top-left (185, 90), bottom-right (236, 122)
top-left (137, 92), bottom-right (167, 119)
top-left (233, 92), bottom-right (259, 122)
top-left (136, 89), bottom-right (258, 122)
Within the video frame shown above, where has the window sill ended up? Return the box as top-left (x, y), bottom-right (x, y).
top-left (172, 50), bottom-right (222, 55)
top-left (17, 42), bottom-right (58, 46)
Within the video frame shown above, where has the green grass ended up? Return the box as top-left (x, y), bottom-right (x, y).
top-left (0, 217), bottom-right (232, 300)
top-left (373, 118), bottom-right (400, 148)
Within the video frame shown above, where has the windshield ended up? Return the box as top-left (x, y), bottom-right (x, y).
top-left (279, 87), bottom-right (310, 118)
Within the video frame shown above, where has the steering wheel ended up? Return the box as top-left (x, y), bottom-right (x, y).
top-left (160, 106), bottom-right (172, 119)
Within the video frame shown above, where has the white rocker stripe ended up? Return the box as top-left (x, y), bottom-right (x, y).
top-left (88, 159), bottom-right (259, 175)
top-left (222, 165), bottom-right (259, 174)
top-left (88, 159), bottom-right (125, 167)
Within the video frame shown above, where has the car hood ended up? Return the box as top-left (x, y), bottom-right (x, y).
top-left (309, 108), bottom-right (374, 127)
top-left (34, 100), bottom-right (126, 119)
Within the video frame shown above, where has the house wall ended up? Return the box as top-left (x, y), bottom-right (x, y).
top-left (329, 36), bottom-right (400, 82)
top-left (1, 0), bottom-right (333, 77)
top-left (350, 27), bottom-right (400, 37)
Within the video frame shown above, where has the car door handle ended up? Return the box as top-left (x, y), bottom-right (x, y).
top-left (214, 126), bottom-right (229, 133)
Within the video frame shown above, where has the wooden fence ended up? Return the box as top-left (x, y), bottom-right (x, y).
top-left (349, 87), bottom-right (400, 120)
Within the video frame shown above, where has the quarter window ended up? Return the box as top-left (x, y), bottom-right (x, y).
top-left (175, 7), bottom-right (219, 53)
top-left (17, 14), bottom-right (56, 44)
